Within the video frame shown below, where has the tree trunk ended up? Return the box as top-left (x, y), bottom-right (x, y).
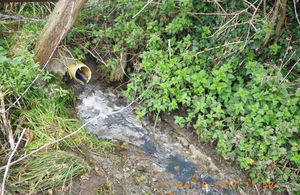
top-left (262, 0), bottom-right (281, 48)
top-left (274, 0), bottom-right (287, 44)
top-left (34, 0), bottom-right (87, 67)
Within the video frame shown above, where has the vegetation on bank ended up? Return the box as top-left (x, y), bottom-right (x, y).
top-left (0, 3), bottom-right (114, 194)
top-left (70, 0), bottom-right (300, 193)
top-left (0, 0), bottom-right (299, 194)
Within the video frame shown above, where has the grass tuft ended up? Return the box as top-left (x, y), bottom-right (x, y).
top-left (3, 150), bottom-right (88, 193)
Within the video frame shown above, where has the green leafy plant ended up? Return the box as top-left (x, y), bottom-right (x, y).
top-left (69, 0), bottom-right (300, 193)
top-left (0, 12), bottom-right (115, 194)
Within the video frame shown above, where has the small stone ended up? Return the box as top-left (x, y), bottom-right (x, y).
top-left (189, 145), bottom-right (207, 161)
top-left (129, 136), bottom-right (137, 141)
top-left (114, 173), bottom-right (122, 180)
top-left (123, 172), bottom-right (130, 179)
top-left (177, 137), bottom-right (189, 147)
top-left (80, 173), bottom-right (89, 181)
top-left (174, 165), bottom-right (180, 171)
top-left (223, 156), bottom-right (229, 160)
top-left (95, 166), bottom-right (103, 176)
top-left (136, 163), bottom-right (146, 171)
top-left (189, 145), bottom-right (200, 156)
top-left (47, 189), bottom-right (53, 195)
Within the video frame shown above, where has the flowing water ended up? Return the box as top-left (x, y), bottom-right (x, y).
top-left (76, 84), bottom-right (234, 195)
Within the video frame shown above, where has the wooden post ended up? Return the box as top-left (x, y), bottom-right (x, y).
top-left (34, 0), bottom-right (87, 67)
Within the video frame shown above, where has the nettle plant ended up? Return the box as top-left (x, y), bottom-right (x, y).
top-left (71, 0), bottom-right (300, 192)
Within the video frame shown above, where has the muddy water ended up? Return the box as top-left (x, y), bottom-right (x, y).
top-left (76, 84), bottom-right (233, 195)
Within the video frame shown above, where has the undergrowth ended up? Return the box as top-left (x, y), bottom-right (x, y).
top-left (70, 0), bottom-right (300, 193)
top-left (0, 3), bottom-right (115, 194)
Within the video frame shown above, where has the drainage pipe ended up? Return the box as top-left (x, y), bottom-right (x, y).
top-left (68, 61), bottom-right (91, 85)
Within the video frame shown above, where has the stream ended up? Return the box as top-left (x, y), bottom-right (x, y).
top-left (75, 84), bottom-right (234, 195)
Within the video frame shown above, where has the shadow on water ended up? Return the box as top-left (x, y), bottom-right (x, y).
top-left (76, 84), bottom-right (233, 195)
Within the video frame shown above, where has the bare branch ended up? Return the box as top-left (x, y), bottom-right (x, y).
top-left (243, 0), bottom-right (259, 10)
top-left (212, 0), bottom-right (227, 13)
top-left (262, 0), bottom-right (281, 47)
top-left (195, 41), bottom-right (243, 55)
top-left (279, 37), bottom-right (291, 71)
top-left (1, 128), bottom-right (26, 195)
top-left (0, 14), bottom-right (45, 23)
top-left (280, 58), bottom-right (300, 83)
top-left (243, 0), bottom-right (263, 49)
top-left (263, 0), bottom-right (267, 21)
top-left (280, 50), bottom-right (297, 71)
top-left (293, 0), bottom-right (300, 26)
top-left (188, 12), bottom-right (236, 16)
top-left (0, 88), bottom-right (14, 150)
top-left (77, 43), bottom-right (107, 66)
top-left (133, 0), bottom-right (154, 18)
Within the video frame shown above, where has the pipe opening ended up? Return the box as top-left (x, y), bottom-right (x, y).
top-left (68, 62), bottom-right (91, 85)
top-left (75, 67), bottom-right (89, 85)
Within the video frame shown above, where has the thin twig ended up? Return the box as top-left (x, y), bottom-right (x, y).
top-left (210, 0), bottom-right (259, 37)
top-left (254, 183), bottom-right (261, 195)
top-left (0, 89), bottom-right (15, 150)
top-left (279, 38), bottom-right (291, 71)
top-left (153, 111), bottom-right (160, 129)
top-left (188, 12), bottom-right (237, 16)
top-left (243, 0), bottom-right (263, 49)
top-left (243, 0), bottom-right (258, 10)
top-left (263, 0), bottom-right (267, 21)
top-left (1, 128), bottom-right (26, 195)
top-left (119, 52), bottom-right (129, 79)
top-left (243, 24), bottom-right (251, 50)
top-left (212, 0), bottom-right (227, 13)
top-left (280, 58), bottom-right (300, 83)
top-left (113, 81), bottom-right (130, 92)
top-left (168, 39), bottom-right (171, 59)
top-left (78, 43), bottom-right (107, 66)
top-left (213, 21), bottom-right (250, 31)
top-left (262, 0), bottom-right (281, 47)
top-left (0, 14), bottom-right (45, 23)
top-left (293, 0), bottom-right (300, 26)
top-left (249, 0), bottom-right (263, 30)
top-left (211, 13), bottom-right (240, 37)
top-left (132, 0), bottom-right (154, 18)
top-left (195, 41), bottom-right (243, 55)
top-left (280, 51), bottom-right (297, 71)
top-left (149, 1), bottom-right (237, 16)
